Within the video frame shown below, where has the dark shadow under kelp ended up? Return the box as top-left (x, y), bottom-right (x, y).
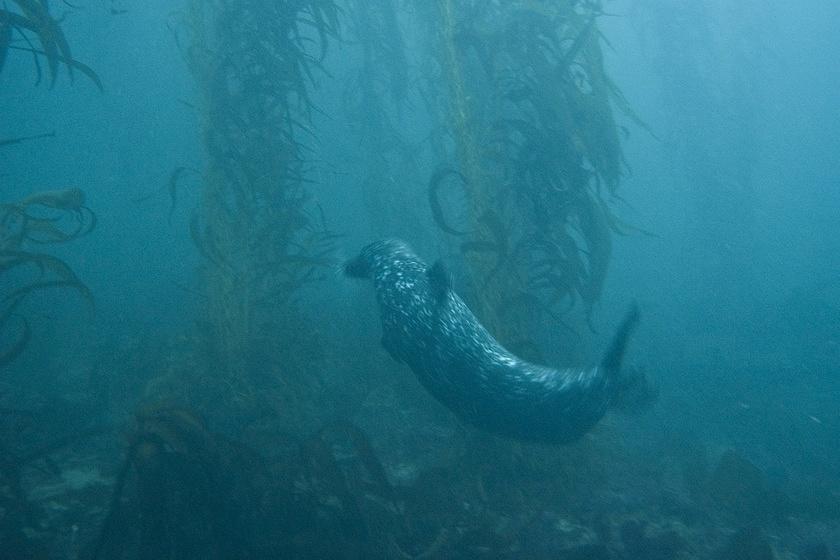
top-left (82, 400), bottom-right (610, 560)
top-left (90, 404), bottom-right (400, 559)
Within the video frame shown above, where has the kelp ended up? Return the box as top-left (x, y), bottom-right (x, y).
top-left (1, 187), bottom-right (95, 246)
top-left (344, 0), bottom-right (407, 107)
top-left (427, 167), bottom-right (468, 236)
top-left (4, 43), bottom-right (103, 90)
top-left (0, 188), bottom-right (95, 367)
top-left (134, 165), bottom-right (201, 221)
top-left (0, 0), bottom-right (102, 89)
top-left (418, 0), bottom-right (640, 339)
top-left (91, 405), bottom-right (402, 559)
top-left (0, 17), bottom-right (11, 72)
top-left (0, 318), bottom-right (30, 367)
top-left (91, 403), bottom-right (252, 560)
top-left (0, 130), bottom-right (55, 147)
top-left (182, 0), bottom-right (340, 387)
top-left (342, 0), bottom-right (421, 239)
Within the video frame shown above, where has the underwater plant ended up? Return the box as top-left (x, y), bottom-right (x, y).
top-left (0, 188), bottom-right (95, 367)
top-left (91, 404), bottom-right (401, 559)
top-left (1, 4), bottom-right (97, 364)
top-left (341, 0), bottom-right (426, 240)
top-left (181, 0), bottom-right (341, 391)
top-left (0, 8), bottom-right (102, 553)
top-left (0, 0), bottom-right (102, 89)
top-left (415, 0), bottom-right (642, 345)
top-left (90, 402), bottom-right (601, 559)
top-left (91, 403), bottom-right (252, 559)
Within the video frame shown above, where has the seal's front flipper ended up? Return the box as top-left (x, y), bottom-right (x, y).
top-left (427, 260), bottom-right (451, 305)
top-left (381, 334), bottom-right (405, 364)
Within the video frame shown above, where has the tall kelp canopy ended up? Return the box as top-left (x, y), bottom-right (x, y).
top-left (416, 0), bottom-right (638, 351)
top-left (343, 0), bottom-right (422, 239)
top-left (183, 0), bottom-right (340, 413)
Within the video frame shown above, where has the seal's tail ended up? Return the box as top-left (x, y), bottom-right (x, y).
top-left (601, 304), bottom-right (657, 412)
top-left (600, 303), bottom-right (640, 376)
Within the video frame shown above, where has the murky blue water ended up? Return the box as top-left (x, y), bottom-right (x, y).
top-left (1, 1), bottom-right (838, 558)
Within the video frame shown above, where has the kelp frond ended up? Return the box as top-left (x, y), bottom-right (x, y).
top-left (422, 0), bottom-right (642, 332)
top-left (0, 0), bottom-right (102, 89)
top-left (1, 188), bottom-right (95, 367)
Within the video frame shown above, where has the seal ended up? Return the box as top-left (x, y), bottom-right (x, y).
top-left (345, 239), bottom-right (643, 444)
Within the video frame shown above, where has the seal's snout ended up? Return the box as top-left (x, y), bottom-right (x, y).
top-left (343, 254), bottom-right (369, 279)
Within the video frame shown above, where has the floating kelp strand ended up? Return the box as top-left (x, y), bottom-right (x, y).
top-left (3, 279), bottom-right (94, 314)
top-left (16, 187), bottom-right (84, 210)
top-left (4, 44), bottom-right (101, 89)
top-left (428, 167), bottom-right (469, 236)
top-left (0, 130), bottom-right (55, 147)
top-left (0, 19), bottom-right (11, 73)
top-left (12, 0), bottom-right (67, 86)
top-left (0, 318), bottom-right (29, 367)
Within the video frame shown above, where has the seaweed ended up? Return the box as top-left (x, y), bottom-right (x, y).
top-left (0, 130), bottom-right (55, 147)
top-left (416, 0), bottom-right (641, 341)
top-left (0, 318), bottom-right (30, 367)
top-left (5, 43), bottom-right (103, 90)
top-left (342, 0), bottom-right (421, 239)
top-left (134, 165), bottom-right (201, 221)
top-left (0, 16), bottom-right (11, 72)
top-left (91, 403), bottom-right (252, 560)
top-left (428, 167), bottom-right (468, 236)
top-left (0, 188), bottom-right (95, 368)
top-left (173, 0), bottom-right (343, 405)
top-left (0, 0), bottom-right (102, 89)
top-left (91, 406), bottom-right (403, 559)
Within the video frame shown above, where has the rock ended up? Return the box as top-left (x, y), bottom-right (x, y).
top-left (720, 526), bottom-right (776, 560)
top-left (518, 512), bottom-right (601, 558)
top-left (564, 543), bottom-right (611, 560)
top-left (801, 542), bottom-right (831, 560)
top-left (619, 519), bottom-right (689, 560)
top-left (708, 449), bottom-right (786, 521)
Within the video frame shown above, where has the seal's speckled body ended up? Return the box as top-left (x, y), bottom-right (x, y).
top-left (345, 239), bottom-right (639, 443)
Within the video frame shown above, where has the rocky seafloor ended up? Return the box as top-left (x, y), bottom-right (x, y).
top-left (2, 328), bottom-right (838, 559)
top-left (2, 388), bottom-right (838, 560)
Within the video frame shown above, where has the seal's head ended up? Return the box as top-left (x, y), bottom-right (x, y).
top-left (343, 239), bottom-right (420, 279)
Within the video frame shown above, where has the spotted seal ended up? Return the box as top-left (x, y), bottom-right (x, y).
top-left (345, 239), bottom-right (642, 444)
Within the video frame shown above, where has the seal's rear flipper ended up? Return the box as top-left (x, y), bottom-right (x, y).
top-left (601, 303), bottom-right (640, 376)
